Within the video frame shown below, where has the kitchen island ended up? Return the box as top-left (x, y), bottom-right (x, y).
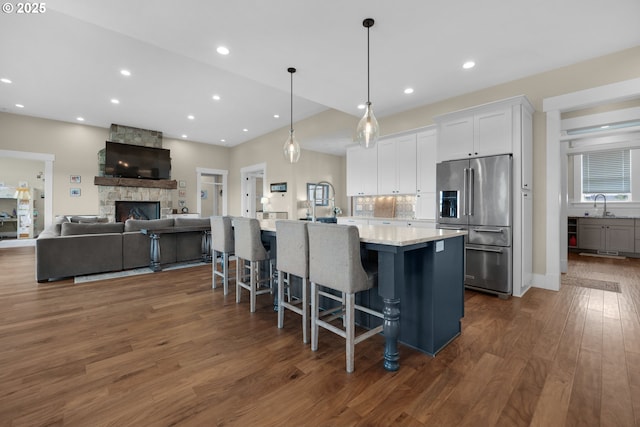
top-left (260, 220), bottom-right (467, 371)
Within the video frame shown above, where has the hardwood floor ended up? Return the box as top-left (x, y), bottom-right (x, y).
top-left (0, 248), bottom-right (639, 426)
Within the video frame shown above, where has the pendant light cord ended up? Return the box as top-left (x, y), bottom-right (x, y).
top-left (367, 24), bottom-right (370, 104)
top-left (290, 71), bottom-right (294, 132)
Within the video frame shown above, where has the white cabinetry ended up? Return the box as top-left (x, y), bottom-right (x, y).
top-left (578, 218), bottom-right (635, 254)
top-left (377, 135), bottom-right (416, 195)
top-left (434, 96), bottom-right (535, 297)
top-left (416, 128), bottom-right (437, 220)
top-left (436, 108), bottom-right (512, 162)
top-left (346, 146), bottom-right (378, 196)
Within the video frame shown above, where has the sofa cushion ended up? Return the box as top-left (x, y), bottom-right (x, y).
top-left (78, 217), bottom-right (109, 224)
top-left (174, 217), bottom-right (211, 228)
top-left (61, 222), bottom-right (124, 236)
top-left (124, 218), bottom-right (174, 232)
top-left (68, 215), bottom-right (107, 223)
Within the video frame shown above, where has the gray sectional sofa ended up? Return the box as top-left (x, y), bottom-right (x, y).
top-left (36, 216), bottom-right (211, 282)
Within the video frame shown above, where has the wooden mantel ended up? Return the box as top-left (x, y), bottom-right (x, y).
top-left (94, 176), bottom-right (178, 189)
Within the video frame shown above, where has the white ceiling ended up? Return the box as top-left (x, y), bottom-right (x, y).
top-left (1, 0), bottom-right (639, 156)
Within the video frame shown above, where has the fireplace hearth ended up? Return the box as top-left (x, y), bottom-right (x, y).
top-left (115, 201), bottom-right (160, 223)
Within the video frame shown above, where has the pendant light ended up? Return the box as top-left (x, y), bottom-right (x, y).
top-left (283, 67), bottom-right (301, 163)
top-left (355, 18), bottom-right (379, 149)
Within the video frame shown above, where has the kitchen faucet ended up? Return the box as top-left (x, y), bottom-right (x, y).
top-left (593, 193), bottom-right (608, 217)
top-left (311, 181), bottom-right (335, 222)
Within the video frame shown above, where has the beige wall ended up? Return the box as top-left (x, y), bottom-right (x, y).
top-left (228, 109), bottom-right (350, 219)
top-left (0, 113), bottom-right (231, 217)
top-left (1, 46), bottom-right (639, 278)
top-left (378, 46), bottom-right (640, 277)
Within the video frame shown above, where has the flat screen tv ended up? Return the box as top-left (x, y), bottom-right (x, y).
top-left (104, 141), bottom-right (171, 180)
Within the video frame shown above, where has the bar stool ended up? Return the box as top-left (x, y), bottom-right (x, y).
top-left (234, 218), bottom-right (272, 312)
top-left (276, 220), bottom-right (309, 343)
top-left (210, 216), bottom-right (234, 295)
top-left (307, 223), bottom-right (384, 373)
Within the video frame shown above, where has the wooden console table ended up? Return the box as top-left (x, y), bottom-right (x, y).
top-left (140, 225), bottom-right (211, 271)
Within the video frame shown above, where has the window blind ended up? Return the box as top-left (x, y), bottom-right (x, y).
top-left (582, 149), bottom-right (630, 193)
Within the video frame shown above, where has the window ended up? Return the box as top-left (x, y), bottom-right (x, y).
top-left (581, 149), bottom-right (631, 201)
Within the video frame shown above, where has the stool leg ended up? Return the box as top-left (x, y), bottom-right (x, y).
top-left (346, 292), bottom-right (355, 373)
top-left (250, 260), bottom-right (257, 313)
top-left (212, 250), bottom-right (218, 289)
top-left (236, 257), bottom-right (242, 304)
top-left (302, 277), bottom-right (308, 344)
top-left (277, 271), bottom-right (285, 328)
top-left (222, 252), bottom-right (229, 295)
top-left (311, 281), bottom-right (319, 351)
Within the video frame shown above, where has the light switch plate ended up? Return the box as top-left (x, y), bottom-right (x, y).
top-left (436, 240), bottom-right (444, 252)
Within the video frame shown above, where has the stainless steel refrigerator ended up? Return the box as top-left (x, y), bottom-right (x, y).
top-left (436, 154), bottom-right (512, 297)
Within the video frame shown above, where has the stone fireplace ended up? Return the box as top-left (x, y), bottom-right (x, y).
top-left (96, 124), bottom-right (176, 222)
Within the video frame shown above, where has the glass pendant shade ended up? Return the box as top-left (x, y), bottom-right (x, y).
top-left (356, 102), bottom-right (380, 149)
top-left (283, 129), bottom-right (301, 163)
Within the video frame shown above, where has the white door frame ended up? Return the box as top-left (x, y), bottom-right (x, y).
top-left (196, 167), bottom-right (228, 216)
top-left (240, 162), bottom-right (266, 218)
top-left (543, 77), bottom-right (640, 291)
top-left (0, 149), bottom-right (55, 248)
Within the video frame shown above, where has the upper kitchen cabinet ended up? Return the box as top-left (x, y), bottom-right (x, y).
top-left (416, 128), bottom-right (437, 219)
top-left (346, 145), bottom-right (378, 196)
top-left (377, 134), bottom-right (417, 195)
top-left (434, 95), bottom-right (534, 190)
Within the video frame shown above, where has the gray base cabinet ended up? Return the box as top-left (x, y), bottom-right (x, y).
top-left (577, 218), bottom-right (635, 254)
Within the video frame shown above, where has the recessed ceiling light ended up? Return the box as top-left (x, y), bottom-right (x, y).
top-left (120, 69), bottom-right (131, 76)
top-left (187, 115), bottom-right (195, 120)
top-left (404, 88), bottom-right (414, 94)
top-left (15, 104), bottom-right (24, 108)
top-left (182, 134), bottom-right (188, 138)
top-left (1, 78), bottom-right (12, 84)
top-left (242, 128), bottom-right (248, 132)
top-left (111, 98), bottom-right (120, 104)
top-left (212, 94), bottom-right (221, 101)
top-left (273, 114), bottom-right (280, 119)
top-left (220, 139), bottom-right (226, 143)
top-left (357, 104), bottom-right (365, 110)
top-left (600, 125), bottom-right (610, 129)
top-left (216, 46), bottom-right (230, 55)
top-left (463, 61), bottom-right (476, 69)
top-left (76, 117), bottom-right (85, 122)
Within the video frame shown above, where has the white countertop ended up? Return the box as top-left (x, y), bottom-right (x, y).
top-left (259, 220), bottom-right (466, 247)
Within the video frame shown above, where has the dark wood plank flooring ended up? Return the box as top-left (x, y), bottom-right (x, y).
top-left (0, 248), bottom-right (639, 426)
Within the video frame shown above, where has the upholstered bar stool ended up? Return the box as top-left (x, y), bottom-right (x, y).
top-left (234, 218), bottom-right (273, 312)
top-left (307, 223), bottom-right (384, 373)
top-left (276, 220), bottom-right (309, 343)
top-left (210, 216), bottom-right (235, 295)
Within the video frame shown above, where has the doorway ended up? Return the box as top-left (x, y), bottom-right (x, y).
top-left (544, 77), bottom-right (640, 290)
top-left (0, 149), bottom-right (54, 248)
top-left (196, 168), bottom-right (228, 217)
top-left (240, 163), bottom-right (266, 218)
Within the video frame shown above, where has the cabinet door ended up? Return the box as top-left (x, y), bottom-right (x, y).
top-left (437, 117), bottom-right (473, 162)
top-left (396, 135), bottom-right (417, 194)
top-left (415, 191), bottom-right (436, 220)
top-left (347, 146), bottom-right (378, 196)
top-left (475, 108), bottom-right (512, 157)
top-left (520, 191), bottom-right (533, 292)
top-left (578, 223), bottom-right (604, 250)
top-left (520, 107), bottom-right (533, 190)
top-left (606, 225), bottom-right (635, 252)
top-left (416, 130), bottom-right (437, 194)
top-left (376, 139), bottom-right (397, 195)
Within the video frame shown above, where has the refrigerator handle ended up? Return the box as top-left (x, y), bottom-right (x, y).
top-left (468, 167), bottom-right (474, 216)
top-left (463, 168), bottom-right (468, 216)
